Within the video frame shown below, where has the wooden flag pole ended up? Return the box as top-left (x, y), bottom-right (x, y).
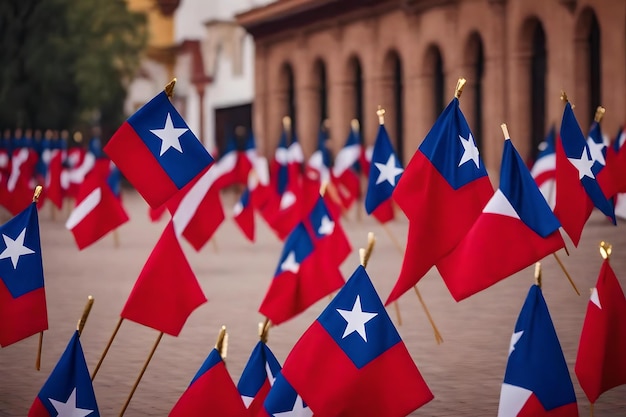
top-left (380, 223), bottom-right (443, 343)
top-left (534, 262), bottom-right (542, 288)
top-left (77, 295), bottom-right (95, 336)
top-left (119, 331), bottom-right (164, 417)
top-left (112, 229), bottom-right (120, 248)
top-left (552, 252), bottom-right (580, 295)
top-left (32, 186), bottom-right (44, 370)
top-left (91, 317), bottom-right (124, 381)
top-left (259, 318), bottom-right (271, 344)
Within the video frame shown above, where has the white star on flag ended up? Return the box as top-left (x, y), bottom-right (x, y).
top-left (586, 138), bottom-right (606, 166)
top-left (374, 154), bottom-right (403, 186)
top-left (280, 251), bottom-right (300, 274)
top-left (280, 191), bottom-right (296, 210)
top-left (458, 133), bottom-right (481, 168)
top-left (337, 295), bottom-right (378, 342)
top-left (150, 113), bottom-right (189, 156)
top-left (48, 388), bottom-right (94, 417)
top-left (590, 287), bottom-right (601, 309)
top-left (273, 395), bottom-right (313, 417)
top-left (0, 228), bottom-right (35, 269)
top-left (317, 215), bottom-right (334, 236)
top-left (508, 331), bottom-right (524, 356)
top-left (568, 148), bottom-right (595, 179)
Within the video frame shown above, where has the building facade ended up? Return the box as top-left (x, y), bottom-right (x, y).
top-left (237, 0), bottom-right (626, 180)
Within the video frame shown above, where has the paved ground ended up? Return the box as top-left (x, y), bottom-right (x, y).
top-left (1, 188), bottom-right (625, 416)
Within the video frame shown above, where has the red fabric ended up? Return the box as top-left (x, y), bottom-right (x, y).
top-left (233, 199), bottom-right (255, 242)
top-left (0, 148), bottom-right (39, 215)
top-left (120, 222), bottom-right (206, 336)
top-left (27, 397), bottom-right (49, 417)
top-left (169, 354), bottom-right (247, 417)
top-left (46, 150), bottom-right (64, 209)
top-left (575, 259), bottom-right (626, 403)
top-left (0, 280), bottom-right (47, 347)
top-left (104, 122), bottom-right (180, 208)
top-left (553, 135), bottom-right (594, 246)
top-left (516, 393), bottom-right (579, 417)
top-left (66, 170), bottom-right (129, 250)
top-left (437, 214), bottom-right (565, 302)
top-left (281, 322), bottom-right (433, 417)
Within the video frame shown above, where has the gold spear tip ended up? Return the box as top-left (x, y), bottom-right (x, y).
top-left (599, 241), bottom-right (612, 260)
top-left (322, 118), bottom-right (330, 130)
top-left (454, 78), bottom-right (467, 99)
top-left (376, 106), bottom-right (385, 125)
top-left (560, 90), bottom-right (568, 103)
top-left (164, 78), bottom-right (177, 98)
top-left (77, 295), bottom-right (95, 336)
top-left (359, 248), bottom-right (367, 267)
top-left (259, 318), bottom-right (271, 343)
top-left (350, 119), bottom-right (360, 132)
top-left (594, 106), bottom-right (606, 123)
top-left (282, 116), bottom-right (291, 131)
top-left (534, 262), bottom-right (542, 288)
top-left (32, 185), bottom-right (43, 202)
top-left (215, 325), bottom-right (228, 359)
top-left (500, 123), bottom-right (510, 140)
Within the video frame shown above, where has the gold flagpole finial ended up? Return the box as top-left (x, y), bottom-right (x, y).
top-left (599, 241), bottom-right (612, 260)
top-left (350, 119), bottom-right (360, 132)
top-left (360, 232), bottom-right (376, 268)
top-left (164, 78), bottom-right (177, 98)
top-left (282, 116), bottom-right (291, 132)
top-left (215, 326), bottom-right (228, 360)
top-left (32, 185), bottom-right (43, 203)
top-left (560, 90), bottom-right (569, 104)
top-left (77, 296), bottom-right (95, 336)
top-left (500, 123), bottom-right (510, 140)
top-left (534, 262), bottom-right (542, 288)
top-left (259, 318), bottom-right (271, 344)
top-left (594, 106), bottom-right (606, 123)
top-left (376, 106), bottom-right (385, 125)
top-left (454, 78), bottom-right (467, 99)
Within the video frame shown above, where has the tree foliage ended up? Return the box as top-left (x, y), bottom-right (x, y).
top-left (0, 0), bottom-right (147, 134)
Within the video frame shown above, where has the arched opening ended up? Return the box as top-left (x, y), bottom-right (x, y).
top-left (463, 32), bottom-right (485, 151)
top-left (575, 8), bottom-right (602, 131)
top-left (424, 45), bottom-right (445, 125)
top-left (314, 59), bottom-right (328, 125)
top-left (279, 62), bottom-right (296, 139)
top-left (530, 22), bottom-right (547, 161)
top-left (382, 50), bottom-right (404, 164)
top-left (347, 56), bottom-right (364, 140)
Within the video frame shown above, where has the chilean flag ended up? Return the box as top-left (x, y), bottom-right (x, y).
top-left (104, 91), bottom-right (214, 209)
top-left (169, 348), bottom-right (247, 417)
top-left (258, 221), bottom-right (345, 325)
top-left (0, 203), bottom-right (48, 347)
top-left (364, 123), bottom-right (403, 223)
top-left (530, 126), bottom-right (557, 208)
top-left (238, 341), bottom-right (282, 417)
top-left (263, 372), bottom-right (313, 417)
top-left (437, 136), bottom-right (565, 302)
top-left (388, 97), bottom-right (493, 305)
top-left (497, 285), bottom-right (578, 416)
top-left (280, 265), bottom-right (433, 416)
top-left (331, 124), bottom-right (362, 211)
top-left (233, 187), bottom-right (255, 242)
top-left (575, 258), bottom-right (626, 404)
top-left (554, 102), bottom-right (615, 246)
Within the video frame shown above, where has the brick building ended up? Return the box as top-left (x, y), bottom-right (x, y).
top-left (237, 0), bottom-right (626, 179)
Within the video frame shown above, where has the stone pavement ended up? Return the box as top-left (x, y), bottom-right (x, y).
top-left (1, 189), bottom-right (625, 416)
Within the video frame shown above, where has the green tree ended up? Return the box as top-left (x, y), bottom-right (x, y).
top-left (0, 0), bottom-right (146, 133)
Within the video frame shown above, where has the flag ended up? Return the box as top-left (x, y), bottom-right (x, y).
top-left (530, 126), bottom-right (557, 208)
top-left (575, 258), bottom-right (626, 403)
top-left (307, 124), bottom-right (332, 186)
top-left (263, 372), bottom-right (313, 417)
top-left (29, 331), bottom-right (99, 417)
top-left (258, 220), bottom-right (345, 325)
top-left (387, 97), bottom-right (493, 305)
top-left (364, 123), bottom-right (403, 223)
top-left (169, 163), bottom-right (226, 251)
top-left (238, 341), bottom-right (282, 416)
top-left (65, 170), bottom-right (129, 250)
top-left (307, 195), bottom-right (352, 267)
top-left (169, 348), bottom-right (247, 417)
top-left (437, 137), bottom-right (565, 302)
top-left (233, 187), bottom-right (255, 242)
top-left (120, 221), bottom-right (206, 336)
top-left (586, 117), bottom-right (617, 201)
top-left (104, 91), bottom-right (214, 208)
top-left (554, 102), bottom-right (615, 246)
top-left (332, 124), bottom-right (362, 211)
top-left (46, 149), bottom-right (65, 210)
top-left (0, 203), bottom-right (47, 347)
top-left (497, 285), bottom-right (578, 416)
top-left (213, 134), bottom-right (241, 191)
top-left (0, 147), bottom-right (38, 215)
top-left (280, 265), bottom-right (433, 416)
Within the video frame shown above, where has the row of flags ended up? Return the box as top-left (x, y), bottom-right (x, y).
top-left (3, 76), bottom-right (626, 415)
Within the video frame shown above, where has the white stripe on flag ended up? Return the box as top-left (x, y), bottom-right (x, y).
top-left (65, 187), bottom-right (102, 230)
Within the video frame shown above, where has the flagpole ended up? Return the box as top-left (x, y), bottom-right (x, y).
top-left (112, 229), bottom-right (120, 248)
top-left (259, 317), bottom-right (271, 344)
top-left (552, 252), bottom-right (580, 295)
top-left (590, 402), bottom-right (594, 417)
top-left (534, 262), bottom-right (542, 288)
top-left (216, 325), bottom-right (228, 360)
top-left (32, 185), bottom-right (44, 370)
top-left (119, 331), bottom-right (164, 417)
top-left (91, 317), bottom-right (124, 381)
top-left (77, 295), bottom-right (95, 336)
